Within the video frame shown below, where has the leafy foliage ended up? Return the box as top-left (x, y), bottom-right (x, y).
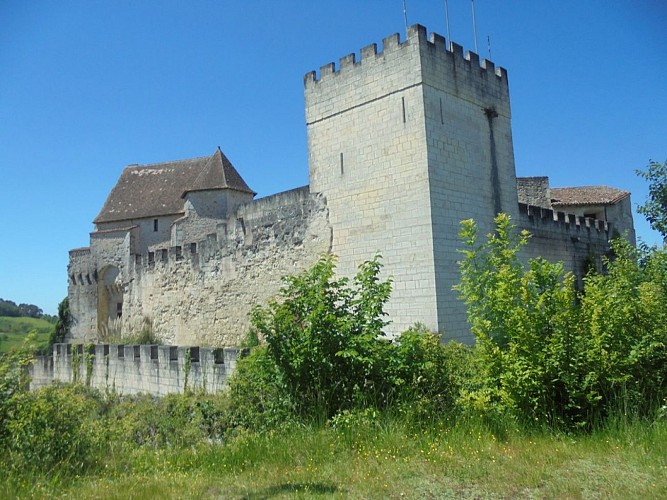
top-left (456, 214), bottom-right (667, 429)
top-left (386, 324), bottom-right (473, 420)
top-left (227, 346), bottom-right (295, 431)
top-left (636, 159), bottom-right (667, 242)
top-left (0, 335), bottom-right (36, 448)
top-left (6, 384), bottom-right (103, 473)
top-left (250, 255), bottom-right (392, 417)
top-left (49, 297), bottom-right (71, 347)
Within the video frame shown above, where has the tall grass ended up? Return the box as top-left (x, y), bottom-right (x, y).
top-left (2, 406), bottom-right (664, 499)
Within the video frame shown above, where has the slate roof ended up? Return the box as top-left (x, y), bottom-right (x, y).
top-left (550, 186), bottom-right (629, 207)
top-left (94, 149), bottom-right (254, 224)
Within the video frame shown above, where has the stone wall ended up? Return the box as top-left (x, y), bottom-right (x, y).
top-left (517, 177), bottom-right (551, 208)
top-left (518, 203), bottom-right (612, 283)
top-left (127, 187), bottom-right (330, 346)
top-left (68, 186), bottom-right (331, 346)
top-left (30, 343), bottom-right (245, 395)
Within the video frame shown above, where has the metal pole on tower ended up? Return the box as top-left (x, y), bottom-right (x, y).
top-left (444, 0), bottom-right (452, 50)
top-left (471, 0), bottom-right (479, 54)
top-left (403, 0), bottom-right (409, 37)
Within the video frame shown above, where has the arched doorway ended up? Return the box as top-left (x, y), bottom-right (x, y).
top-left (98, 265), bottom-right (123, 340)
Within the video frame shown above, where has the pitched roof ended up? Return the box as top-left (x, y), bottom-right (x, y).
top-left (94, 149), bottom-right (254, 224)
top-left (550, 186), bottom-right (629, 207)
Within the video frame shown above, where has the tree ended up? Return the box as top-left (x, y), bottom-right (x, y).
top-left (49, 297), bottom-right (71, 347)
top-left (636, 159), bottom-right (667, 243)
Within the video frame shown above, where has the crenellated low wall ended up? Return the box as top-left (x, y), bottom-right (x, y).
top-left (30, 343), bottom-right (246, 396)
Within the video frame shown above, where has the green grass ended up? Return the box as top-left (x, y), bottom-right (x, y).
top-left (0, 316), bottom-right (53, 353)
top-left (3, 417), bottom-right (666, 499)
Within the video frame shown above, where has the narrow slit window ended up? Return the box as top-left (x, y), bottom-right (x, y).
top-left (401, 97), bottom-right (406, 123)
top-left (439, 97), bottom-right (444, 124)
top-left (153, 219), bottom-right (158, 232)
top-left (340, 152), bottom-right (344, 175)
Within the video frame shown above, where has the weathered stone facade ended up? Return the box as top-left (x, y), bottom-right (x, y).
top-left (67, 24), bottom-right (634, 345)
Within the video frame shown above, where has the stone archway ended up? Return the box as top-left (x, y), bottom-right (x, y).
top-left (98, 265), bottom-right (123, 340)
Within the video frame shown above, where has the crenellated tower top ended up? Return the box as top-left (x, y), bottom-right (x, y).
top-left (304, 24), bottom-right (510, 126)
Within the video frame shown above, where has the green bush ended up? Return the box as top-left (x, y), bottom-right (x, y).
top-left (250, 255), bottom-right (392, 418)
top-left (102, 391), bottom-right (231, 448)
top-left (455, 214), bottom-right (667, 430)
top-left (49, 297), bottom-right (70, 348)
top-left (0, 334), bottom-right (35, 448)
top-left (227, 345), bottom-right (296, 431)
top-left (387, 324), bottom-right (473, 420)
top-left (3, 384), bottom-right (104, 474)
top-left (577, 239), bottom-right (667, 420)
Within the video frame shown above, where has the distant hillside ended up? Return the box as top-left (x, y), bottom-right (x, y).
top-left (0, 316), bottom-right (53, 334)
top-left (0, 316), bottom-right (53, 353)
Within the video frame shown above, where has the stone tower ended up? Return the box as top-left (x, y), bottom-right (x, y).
top-left (305, 24), bottom-right (519, 340)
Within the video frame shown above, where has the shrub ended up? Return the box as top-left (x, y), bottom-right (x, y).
top-left (455, 214), bottom-right (667, 430)
top-left (250, 255), bottom-right (392, 418)
top-left (0, 335), bottom-right (35, 449)
top-left (103, 392), bottom-right (231, 448)
top-left (387, 324), bottom-right (473, 420)
top-left (577, 239), bottom-right (667, 420)
top-left (3, 384), bottom-right (104, 474)
top-left (227, 345), bottom-right (296, 431)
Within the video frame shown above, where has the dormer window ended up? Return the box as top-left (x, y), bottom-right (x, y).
top-left (153, 219), bottom-right (158, 232)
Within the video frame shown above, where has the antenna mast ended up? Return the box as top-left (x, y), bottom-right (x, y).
top-left (402, 0), bottom-right (409, 37)
top-left (471, 0), bottom-right (479, 54)
top-left (444, 0), bottom-right (452, 49)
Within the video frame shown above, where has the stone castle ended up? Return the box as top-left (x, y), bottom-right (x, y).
top-left (67, 25), bottom-right (635, 346)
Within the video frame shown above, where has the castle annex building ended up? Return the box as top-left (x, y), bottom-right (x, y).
top-left (68, 25), bottom-right (635, 345)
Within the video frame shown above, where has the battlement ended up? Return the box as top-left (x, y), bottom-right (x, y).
top-left (304, 24), bottom-right (510, 126)
top-left (304, 24), bottom-right (507, 87)
top-left (30, 343), bottom-right (247, 395)
top-left (519, 203), bottom-right (611, 233)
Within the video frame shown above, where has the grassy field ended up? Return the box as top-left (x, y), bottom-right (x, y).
top-left (4, 417), bottom-right (666, 499)
top-left (0, 316), bottom-right (53, 353)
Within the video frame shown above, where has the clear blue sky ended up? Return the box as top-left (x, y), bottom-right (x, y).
top-left (1, 1), bottom-right (665, 315)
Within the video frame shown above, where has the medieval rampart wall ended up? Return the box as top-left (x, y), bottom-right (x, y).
top-left (122, 187), bottom-right (330, 346)
top-left (30, 343), bottom-right (244, 395)
top-left (518, 203), bottom-right (612, 280)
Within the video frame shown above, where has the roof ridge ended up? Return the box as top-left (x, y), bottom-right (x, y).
top-left (127, 155), bottom-right (211, 169)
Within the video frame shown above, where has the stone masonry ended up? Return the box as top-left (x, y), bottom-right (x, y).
top-left (67, 24), bottom-right (634, 346)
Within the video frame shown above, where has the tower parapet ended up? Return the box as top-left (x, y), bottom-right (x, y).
top-left (305, 24), bottom-right (509, 126)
